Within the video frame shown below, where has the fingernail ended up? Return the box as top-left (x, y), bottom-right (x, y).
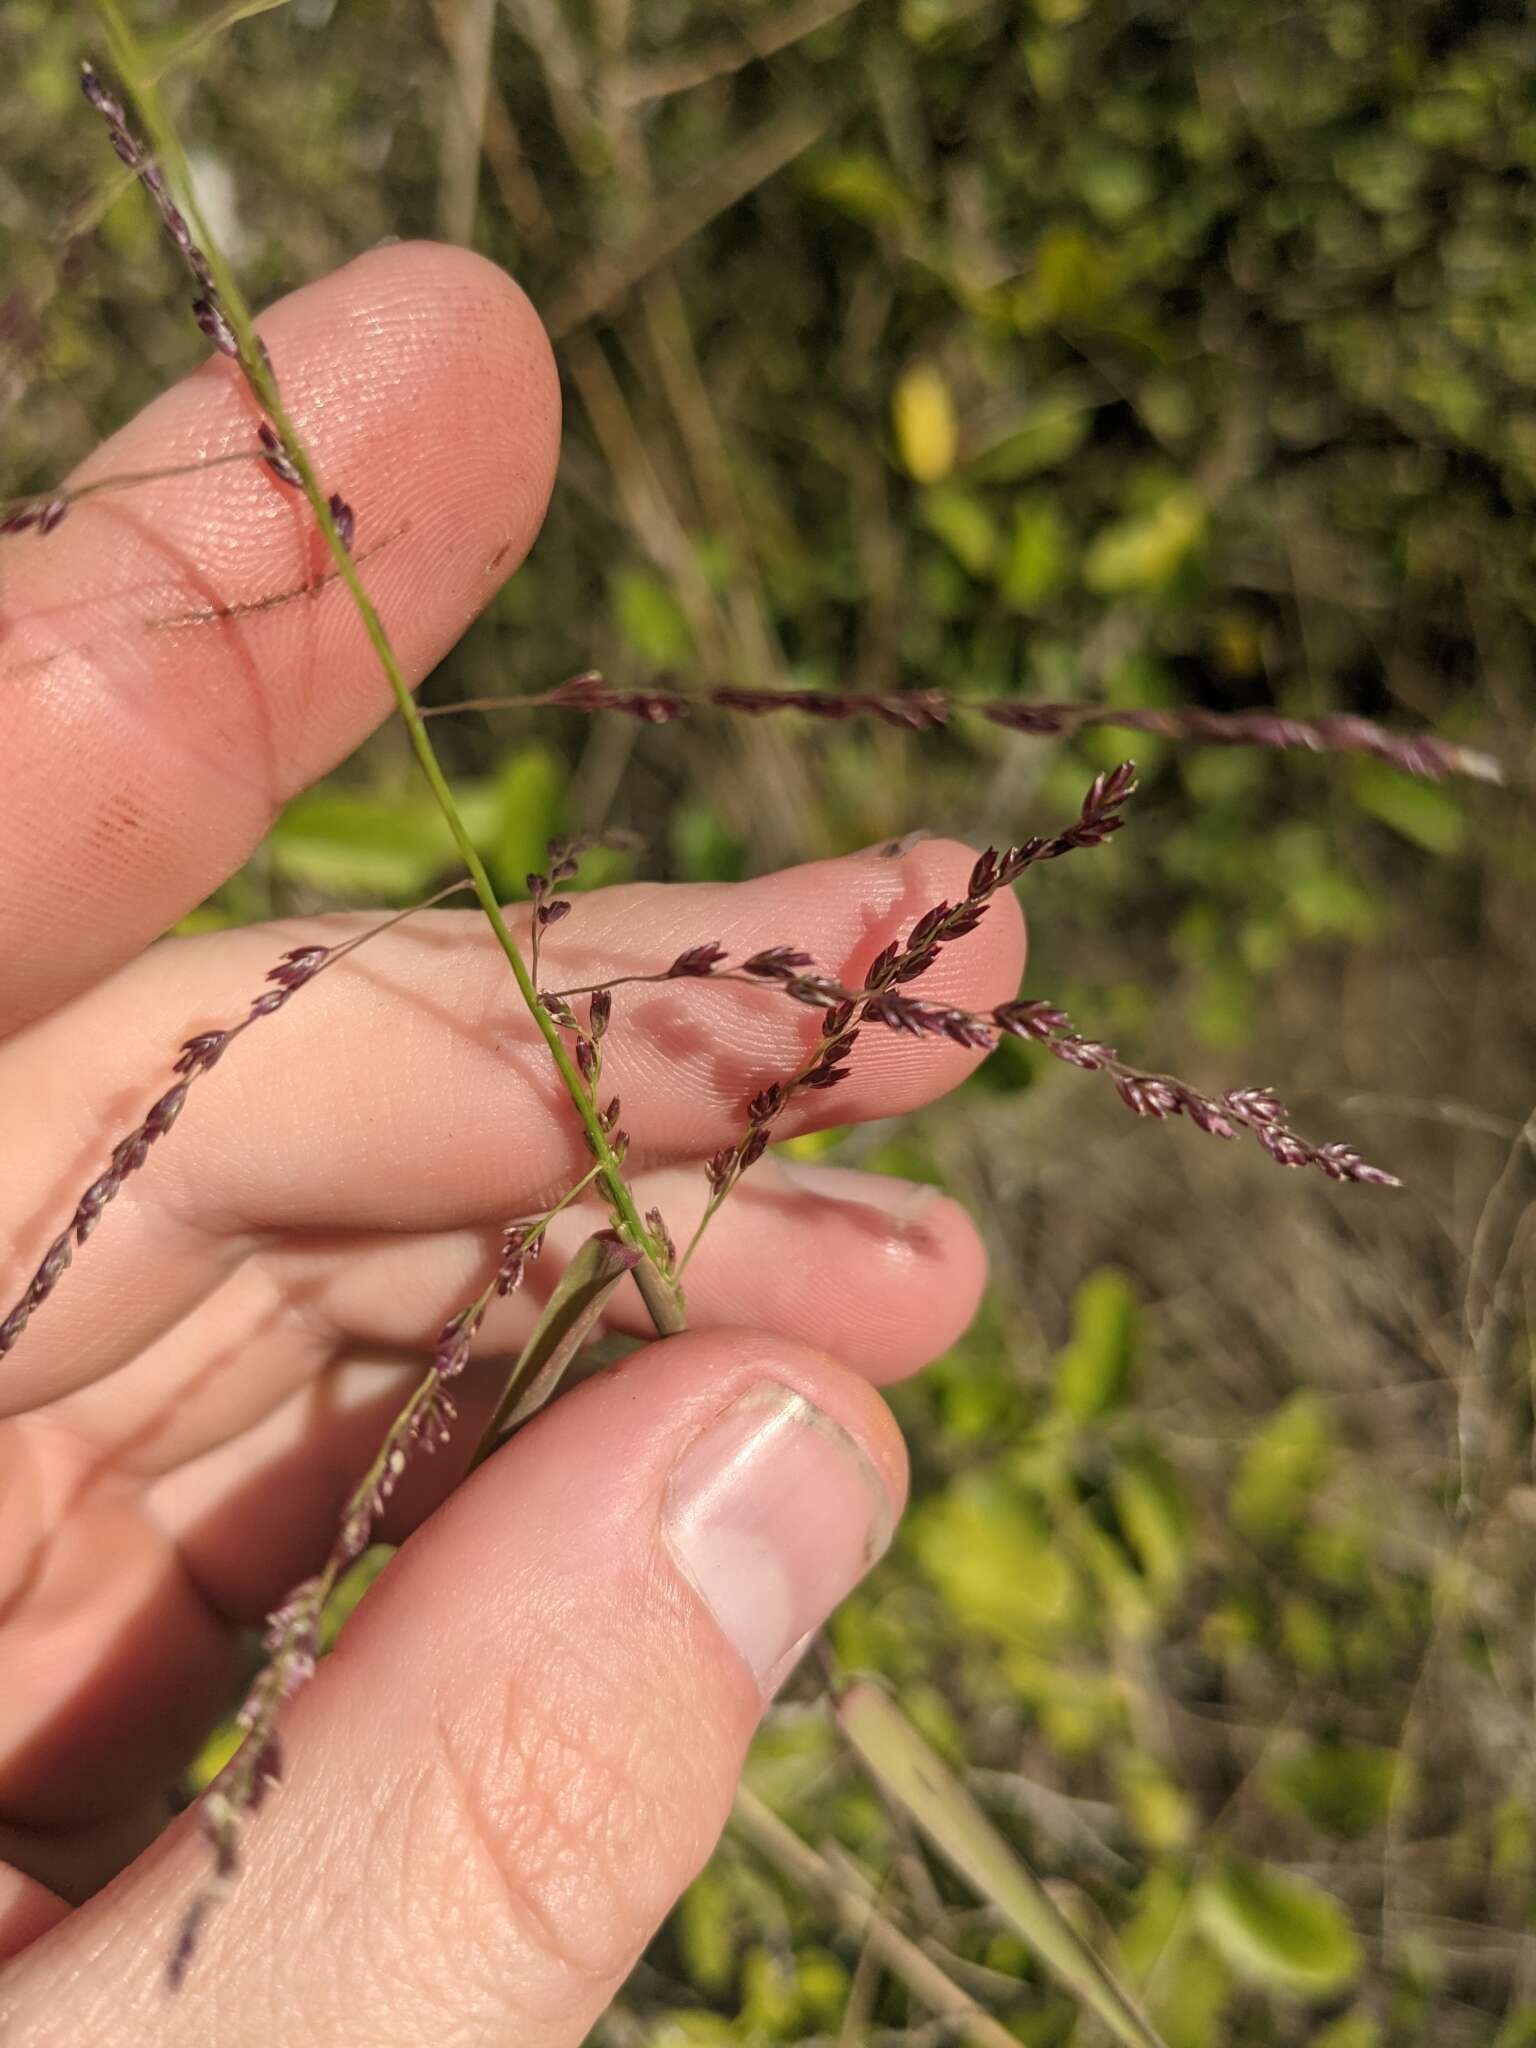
top-left (662, 1385), bottom-right (893, 1695)
top-left (773, 1157), bottom-right (939, 1225)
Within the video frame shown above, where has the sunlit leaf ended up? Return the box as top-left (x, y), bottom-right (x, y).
top-left (921, 484), bottom-right (997, 574)
top-left (1055, 1267), bottom-right (1141, 1421)
top-left (486, 745), bottom-right (565, 899)
top-left (1352, 758), bottom-right (1464, 854)
top-left (1263, 1742), bottom-right (1404, 1841)
top-left (1193, 1859), bottom-right (1361, 1997)
top-left (1231, 1394), bottom-right (1336, 1543)
top-left (839, 1683), bottom-right (1170, 2048)
top-left (612, 564), bottom-right (694, 665)
top-left (270, 791), bottom-right (456, 896)
top-left (1084, 487), bottom-right (1205, 595)
top-left (895, 365), bottom-right (959, 483)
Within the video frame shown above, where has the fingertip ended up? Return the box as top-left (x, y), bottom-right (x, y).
top-left (0, 241), bottom-right (564, 1028)
top-left (765, 1169), bottom-right (991, 1384)
top-left (662, 1163), bottom-right (990, 1384)
top-left (298, 238), bottom-right (562, 560)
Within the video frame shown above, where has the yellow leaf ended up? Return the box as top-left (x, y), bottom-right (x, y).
top-left (894, 364), bottom-right (958, 482)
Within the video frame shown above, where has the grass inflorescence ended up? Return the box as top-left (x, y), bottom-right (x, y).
top-left (0, 23), bottom-right (1501, 2023)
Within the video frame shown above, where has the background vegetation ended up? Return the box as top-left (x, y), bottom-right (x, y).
top-left (4, 0), bottom-right (1535, 2040)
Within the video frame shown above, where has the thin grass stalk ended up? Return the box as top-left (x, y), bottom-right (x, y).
top-left (90, 3), bottom-right (681, 1330)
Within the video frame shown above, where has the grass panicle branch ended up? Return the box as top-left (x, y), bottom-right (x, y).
top-left (81, 23), bottom-right (683, 1331)
top-left (0, 883), bottom-right (474, 1364)
top-left (45, 30), bottom-right (1418, 2013)
top-left (543, 768), bottom-right (1397, 1277)
top-left (429, 669), bottom-right (1503, 786)
top-left (0, 447), bottom-right (277, 536)
top-left (169, 1170), bottom-right (612, 1985)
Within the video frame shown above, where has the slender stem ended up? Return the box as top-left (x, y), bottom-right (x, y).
top-left (2, 446), bottom-right (264, 518)
top-left (677, 1190), bottom-right (729, 1277)
top-left (730, 1788), bottom-right (1021, 2048)
top-left (97, 0), bottom-right (684, 1333)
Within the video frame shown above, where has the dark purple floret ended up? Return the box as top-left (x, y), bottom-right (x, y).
top-left (2, 498), bottom-right (69, 537)
top-left (743, 947), bottom-right (816, 979)
top-left (748, 1084), bottom-right (784, 1125)
top-left (192, 295), bottom-right (238, 356)
top-left (266, 946), bottom-right (329, 991)
top-left (174, 1030), bottom-right (230, 1076)
top-left (740, 1128), bottom-right (771, 1171)
top-left (257, 423), bottom-right (302, 489)
top-left (327, 494), bottom-right (355, 552)
top-left (782, 974), bottom-right (846, 1010)
top-left (667, 943), bottom-right (729, 978)
top-left (546, 671), bottom-right (686, 722)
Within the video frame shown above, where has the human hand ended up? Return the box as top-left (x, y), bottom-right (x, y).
top-left (0, 243), bottom-right (1022, 2044)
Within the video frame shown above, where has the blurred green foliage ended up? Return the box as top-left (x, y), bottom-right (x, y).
top-left (6, 0), bottom-right (1536, 2041)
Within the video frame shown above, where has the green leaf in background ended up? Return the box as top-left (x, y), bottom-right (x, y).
top-left (838, 1681), bottom-right (1170, 2048)
top-left (1231, 1393), bottom-right (1336, 1544)
top-left (1280, 1594), bottom-right (1338, 1680)
top-left (1351, 757), bottom-right (1465, 854)
top-left (1074, 144), bottom-right (1155, 228)
top-left (1311, 2015), bottom-right (1383, 2048)
top-left (1000, 494), bottom-right (1069, 611)
top-left (1193, 1858), bottom-right (1362, 1998)
top-left (1263, 1741), bottom-right (1404, 1841)
top-left (1115, 1752), bottom-right (1195, 1853)
top-left (1084, 485), bottom-right (1205, 595)
top-left (670, 800), bottom-right (747, 883)
top-left (908, 1469), bottom-right (1079, 1647)
top-left (920, 484), bottom-right (998, 576)
top-left (611, 564), bottom-right (694, 665)
top-left (1118, 1872), bottom-right (1236, 2048)
top-left (967, 382), bottom-right (1094, 481)
top-left (1151, 1937), bottom-right (1230, 2048)
top-left (807, 149), bottom-right (913, 227)
top-left (1014, 225), bottom-right (1115, 328)
top-left (269, 790), bottom-right (458, 896)
top-left (185, 1715), bottom-right (243, 1795)
top-left (893, 363), bottom-right (959, 481)
top-left (1111, 1447), bottom-right (1191, 1599)
top-left (739, 1944), bottom-right (800, 2035)
top-left (1495, 2008), bottom-right (1536, 2048)
top-left (484, 744), bottom-right (565, 900)
top-left (1055, 1267), bottom-right (1141, 1422)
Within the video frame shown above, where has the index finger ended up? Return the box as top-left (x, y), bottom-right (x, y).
top-left (0, 241), bottom-right (560, 1035)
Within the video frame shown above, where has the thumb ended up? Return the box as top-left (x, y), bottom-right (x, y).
top-left (2, 1330), bottom-right (905, 2046)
